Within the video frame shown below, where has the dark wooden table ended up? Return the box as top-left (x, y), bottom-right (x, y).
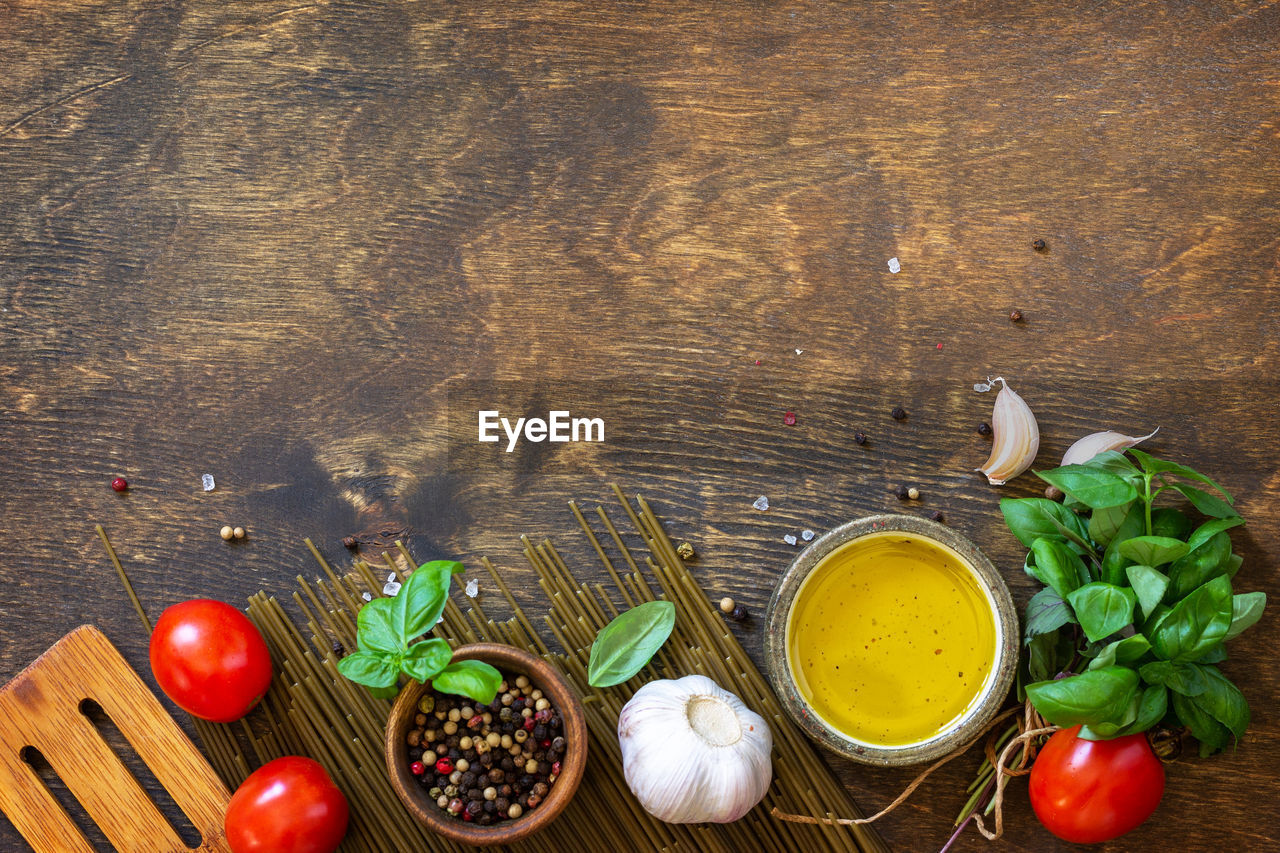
top-left (3, 2), bottom-right (1278, 851)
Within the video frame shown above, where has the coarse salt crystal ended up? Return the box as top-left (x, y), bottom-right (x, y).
top-left (361, 592), bottom-right (373, 601)
top-left (752, 496), bottom-right (769, 511)
top-left (795, 349), bottom-right (803, 355)
top-left (465, 578), bottom-right (479, 598)
top-left (783, 534), bottom-right (797, 546)
top-left (383, 580), bottom-right (402, 596)
top-left (387, 572), bottom-right (397, 584)
top-left (801, 529), bottom-right (815, 541)
top-left (201, 474), bottom-right (215, 491)
top-left (888, 257), bottom-right (901, 274)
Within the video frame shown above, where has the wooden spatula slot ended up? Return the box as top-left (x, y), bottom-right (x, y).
top-left (18, 744), bottom-right (112, 852)
top-left (0, 626), bottom-right (233, 853)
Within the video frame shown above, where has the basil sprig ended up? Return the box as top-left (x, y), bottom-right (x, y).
top-left (337, 560), bottom-right (502, 703)
top-left (587, 600), bottom-right (676, 687)
top-left (1007, 449), bottom-right (1265, 755)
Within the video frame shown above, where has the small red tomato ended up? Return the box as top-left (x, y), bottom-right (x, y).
top-left (149, 599), bottom-right (272, 723)
top-left (225, 756), bottom-right (348, 853)
top-left (1029, 725), bottom-right (1165, 844)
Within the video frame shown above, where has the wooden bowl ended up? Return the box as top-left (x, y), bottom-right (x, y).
top-left (385, 643), bottom-right (588, 847)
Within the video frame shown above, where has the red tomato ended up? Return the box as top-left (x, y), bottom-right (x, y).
top-left (1029, 725), bottom-right (1165, 844)
top-left (149, 599), bottom-right (272, 723)
top-left (225, 756), bottom-right (349, 853)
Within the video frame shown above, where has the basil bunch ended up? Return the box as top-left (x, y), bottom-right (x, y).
top-left (1007, 449), bottom-right (1265, 755)
top-left (337, 560), bottom-right (502, 704)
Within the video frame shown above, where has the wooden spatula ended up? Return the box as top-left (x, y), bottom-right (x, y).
top-left (0, 625), bottom-right (232, 852)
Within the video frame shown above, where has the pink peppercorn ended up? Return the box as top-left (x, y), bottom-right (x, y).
top-left (783, 411), bottom-right (796, 426)
top-left (551, 761), bottom-right (562, 776)
top-left (541, 739), bottom-right (552, 749)
top-left (467, 714), bottom-right (484, 729)
top-left (111, 477), bottom-right (128, 492)
top-left (435, 758), bottom-right (453, 774)
top-left (410, 761), bottom-right (425, 775)
top-left (523, 717), bottom-right (535, 731)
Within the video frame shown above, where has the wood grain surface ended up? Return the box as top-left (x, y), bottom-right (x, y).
top-left (2, 1), bottom-right (1279, 851)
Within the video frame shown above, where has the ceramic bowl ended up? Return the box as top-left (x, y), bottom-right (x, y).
top-left (385, 643), bottom-right (587, 846)
top-left (764, 514), bottom-right (1019, 766)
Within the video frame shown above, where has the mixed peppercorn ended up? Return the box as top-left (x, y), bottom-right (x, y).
top-left (406, 673), bottom-right (565, 826)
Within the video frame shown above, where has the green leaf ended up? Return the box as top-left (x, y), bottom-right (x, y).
top-left (1129, 449), bottom-right (1234, 503)
top-left (1117, 536), bottom-right (1189, 568)
top-left (1150, 508), bottom-right (1193, 541)
top-left (431, 659), bottom-right (503, 704)
top-left (1195, 646), bottom-right (1228, 664)
top-left (400, 561), bottom-right (465, 640)
top-left (1225, 553), bottom-right (1243, 578)
top-left (1025, 588), bottom-right (1076, 640)
top-left (401, 638), bottom-right (453, 684)
top-left (1187, 517), bottom-right (1245, 552)
top-left (1080, 695), bottom-right (1140, 739)
top-left (1191, 666), bottom-right (1250, 739)
top-left (1026, 666), bottom-right (1140, 728)
top-left (1171, 692), bottom-right (1230, 757)
top-left (1125, 565), bottom-right (1169, 621)
top-left (1065, 582), bottom-right (1136, 643)
top-left (1116, 683), bottom-right (1168, 736)
top-left (1078, 449), bottom-right (1143, 480)
top-left (356, 599), bottom-right (402, 654)
top-left (1037, 465), bottom-right (1139, 509)
top-left (1088, 502), bottom-right (1134, 548)
top-left (1171, 483), bottom-right (1239, 519)
top-left (1223, 591), bottom-right (1266, 642)
top-left (1150, 575), bottom-right (1233, 663)
top-left (1166, 532), bottom-right (1233, 602)
top-left (336, 650), bottom-right (400, 689)
top-left (1026, 630), bottom-right (1068, 683)
top-left (1000, 498), bottom-right (1089, 549)
top-left (1139, 660), bottom-right (1209, 696)
top-left (587, 600), bottom-right (677, 688)
top-left (1088, 635), bottom-right (1151, 670)
top-left (1030, 538), bottom-right (1090, 599)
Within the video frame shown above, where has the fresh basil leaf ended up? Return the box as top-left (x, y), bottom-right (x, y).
top-left (1139, 660), bottom-right (1209, 696)
top-left (587, 600), bottom-right (677, 687)
top-left (1118, 536), bottom-right (1188, 568)
top-left (400, 561), bottom-right (465, 640)
top-left (431, 659), bottom-right (502, 704)
top-left (1088, 635), bottom-right (1150, 671)
top-left (357, 598), bottom-right (403, 654)
top-left (1187, 517), bottom-right (1245, 552)
top-left (337, 650), bottom-right (400, 689)
top-left (1170, 692), bottom-right (1230, 757)
top-left (1030, 538), bottom-right (1089, 599)
top-left (1088, 502), bottom-right (1133, 548)
top-left (1171, 482), bottom-right (1239, 519)
top-left (1080, 694), bottom-right (1140, 739)
top-left (1129, 449), bottom-right (1234, 503)
top-left (1223, 591), bottom-right (1266, 642)
top-left (1150, 508), bottom-right (1193, 541)
top-left (1166, 532), bottom-right (1233, 602)
top-left (1150, 575), bottom-right (1233, 663)
top-left (1191, 666), bottom-right (1250, 739)
top-left (1026, 666), bottom-right (1140, 728)
top-left (1026, 630), bottom-right (1063, 683)
top-left (1116, 683), bottom-right (1168, 736)
top-left (1225, 553), bottom-right (1243, 578)
top-left (1195, 646), bottom-right (1228, 664)
top-left (1066, 582), bottom-right (1136, 643)
top-left (401, 638), bottom-right (453, 684)
top-left (1025, 588), bottom-right (1077, 640)
top-left (1038, 465), bottom-right (1139, 509)
top-left (1000, 498), bottom-right (1089, 549)
top-left (1078, 449), bottom-right (1143, 480)
top-left (1125, 565), bottom-right (1169, 621)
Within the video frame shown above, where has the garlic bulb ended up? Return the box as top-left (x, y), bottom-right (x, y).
top-left (1061, 428), bottom-right (1159, 466)
top-left (617, 674), bottom-right (772, 824)
top-left (975, 377), bottom-right (1039, 485)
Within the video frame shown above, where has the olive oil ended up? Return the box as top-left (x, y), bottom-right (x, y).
top-left (786, 531), bottom-right (997, 746)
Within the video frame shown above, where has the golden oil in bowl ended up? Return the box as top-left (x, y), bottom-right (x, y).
top-left (765, 515), bottom-right (1019, 766)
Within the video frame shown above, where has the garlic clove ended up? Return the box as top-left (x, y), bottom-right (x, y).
top-left (1060, 428), bottom-right (1159, 466)
top-left (618, 674), bottom-right (772, 824)
top-left (975, 377), bottom-right (1040, 485)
